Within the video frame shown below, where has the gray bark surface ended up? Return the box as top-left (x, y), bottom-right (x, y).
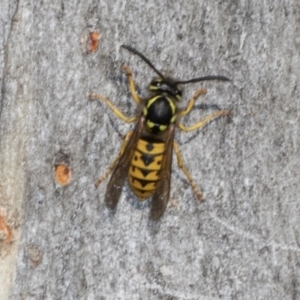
top-left (1, 1), bottom-right (300, 299)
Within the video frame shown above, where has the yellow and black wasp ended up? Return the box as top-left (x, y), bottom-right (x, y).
top-left (90, 45), bottom-right (230, 220)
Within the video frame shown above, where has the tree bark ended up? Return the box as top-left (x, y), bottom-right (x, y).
top-left (1, 1), bottom-right (300, 299)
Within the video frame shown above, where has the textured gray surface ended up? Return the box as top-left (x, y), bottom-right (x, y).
top-left (1, 1), bottom-right (300, 299)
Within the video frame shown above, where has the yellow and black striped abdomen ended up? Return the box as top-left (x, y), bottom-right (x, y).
top-left (128, 139), bottom-right (165, 200)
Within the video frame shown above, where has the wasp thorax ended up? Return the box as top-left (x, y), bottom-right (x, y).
top-left (143, 96), bottom-right (177, 133)
top-left (149, 78), bottom-right (182, 101)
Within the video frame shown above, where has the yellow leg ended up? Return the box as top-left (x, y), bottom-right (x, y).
top-left (90, 93), bottom-right (137, 123)
top-left (173, 142), bottom-right (204, 201)
top-left (178, 110), bottom-right (230, 132)
top-left (179, 88), bottom-right (207, 116)
top-left (122, 65), bottom-right (143, 104)
top-left (95, 131), bottom-right (133, 187)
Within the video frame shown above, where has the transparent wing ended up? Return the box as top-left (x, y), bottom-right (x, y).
top-left (105, 116), bottom-right (145, 209)
top-left (150, 124), bottom-right (175, 220)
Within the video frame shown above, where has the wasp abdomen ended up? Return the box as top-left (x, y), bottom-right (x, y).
top-left (128, 139), bottom-right (165, 200)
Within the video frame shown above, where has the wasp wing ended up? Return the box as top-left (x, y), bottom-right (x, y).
top-left (150, 124), bottom-right (175, 220)
top-left (105, 115), bottom-right (145, 209)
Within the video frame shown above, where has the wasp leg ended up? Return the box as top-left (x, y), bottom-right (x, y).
top-left (178, 110), bottom-right (230, 132)
top-left (179, 88), bottom-right (207, 116)
top-left (122, 65), bottom-right (143, 104)
top-left (90, 93), bottom-right (137, 123)
top-left (95, 131), bottom-right (133, 187)
top-left (173, 142), bottom-right (204, 201)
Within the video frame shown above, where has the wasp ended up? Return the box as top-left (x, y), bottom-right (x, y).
top-left (90, 45), bottom-right (230, 220)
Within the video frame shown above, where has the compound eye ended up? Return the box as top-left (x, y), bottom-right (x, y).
top-left (176, 89), bottom-right (182, 96)
top-left (149, 80), bottom-right (162, 91)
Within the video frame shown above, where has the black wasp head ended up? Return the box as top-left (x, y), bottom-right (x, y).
top-left (149, 78), bottom-right (182, 101)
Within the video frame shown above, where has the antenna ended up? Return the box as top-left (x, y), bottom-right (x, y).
top-left (121, 45), bottom-right (230, 84)
top-left (121, 45), bottom-right (164, 78)
top-left (175, 75), bottom-right (230, 84)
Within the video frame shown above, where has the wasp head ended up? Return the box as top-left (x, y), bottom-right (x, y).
top-left (149, 78), bottom-right (182, 101)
